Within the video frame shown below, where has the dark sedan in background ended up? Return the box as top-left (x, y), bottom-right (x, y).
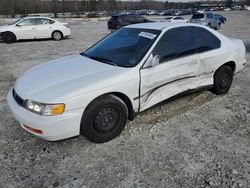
top-left (108, 14), bottom-right (152, 30)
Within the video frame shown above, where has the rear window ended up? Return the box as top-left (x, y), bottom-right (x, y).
top-left (192, 14), bottom-right (204, 19)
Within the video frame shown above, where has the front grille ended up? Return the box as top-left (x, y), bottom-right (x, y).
top-left (12, 89), bottom-right (25, 107)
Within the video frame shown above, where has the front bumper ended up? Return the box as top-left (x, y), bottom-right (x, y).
top-left (7, 88), bottom-right (84, 141)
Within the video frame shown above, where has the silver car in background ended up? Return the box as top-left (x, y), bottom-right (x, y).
top-left (189, 12), bottom-right (221, 30)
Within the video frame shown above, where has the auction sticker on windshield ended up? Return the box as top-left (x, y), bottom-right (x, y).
top-left (139, 32), bottom-right (157, 40)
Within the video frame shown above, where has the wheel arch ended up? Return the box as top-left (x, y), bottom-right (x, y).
top-left (2, 31), bottom-right (17, 40)
top-left (51, 30), bottom-right (63, 38)
top-left (216, 61), bottom-right (236, 74)
top-left (82, 92), bottom-right (135, 122)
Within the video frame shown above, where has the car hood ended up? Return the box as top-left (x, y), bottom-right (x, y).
top-left (14, 54), bottom-right (129, 102)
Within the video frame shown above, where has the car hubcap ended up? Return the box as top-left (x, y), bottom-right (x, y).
top-left (53, 32), bottom-right (61, 40)
top-left (219, 72), bottom-right (229, 89)
top-left (93, 107), bottom-right (120, 133)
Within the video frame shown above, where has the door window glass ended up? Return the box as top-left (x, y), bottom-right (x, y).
top-left (153, 26), bottom-right (196, 63)
top-left (18, 19), bottom-right (35, 26)
top-left (193, 27), bottom-right (221, 53)
top-left (35, 18), bottom-right (54, 25)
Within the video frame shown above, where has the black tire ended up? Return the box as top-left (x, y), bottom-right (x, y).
top-left (80, 95), bottom-right (128, 143)
top-left (52, 31), bottom-right (63, 41)
top-left (216, 23), bottom-right (221, 30)
top-left (116, 24), bottom-right (122, 30)
top-left (212, 65), bottom-right (233, 95)
top-left (2, 32), bottom-right (16, 43)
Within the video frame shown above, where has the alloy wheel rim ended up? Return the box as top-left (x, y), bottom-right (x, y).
top-left (53, 32), bottom-right (61, 40)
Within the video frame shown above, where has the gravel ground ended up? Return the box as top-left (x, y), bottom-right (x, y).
top-left (0, 11), bottom-right (250, 188)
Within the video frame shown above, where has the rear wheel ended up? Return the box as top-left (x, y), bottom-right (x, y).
top-left (216, 23), bottom-right (221, 30)
top-left (3, 32), bottom-right (16, 43)
top-left (80, 95), bottom-right (128, 143)
top-left (52, 31), bottom-right (63, 41)
top-left (212, 65), bottom-right (233, 95)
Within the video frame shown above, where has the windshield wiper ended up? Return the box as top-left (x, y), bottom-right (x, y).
top-left (82, 53), bottom-right (118, 67)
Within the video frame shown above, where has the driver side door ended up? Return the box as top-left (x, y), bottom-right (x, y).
top-left (140, 26), bottom-right (200, 111)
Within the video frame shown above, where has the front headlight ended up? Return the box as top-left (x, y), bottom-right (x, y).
top-left (25, 99), bottom-right (65, 116)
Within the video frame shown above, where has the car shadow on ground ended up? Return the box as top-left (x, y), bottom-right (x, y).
top-left (0, 37), bottom-right (70, 44)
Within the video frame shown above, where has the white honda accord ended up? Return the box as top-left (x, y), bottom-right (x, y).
top-left (0, 17), bottom-right (71, 43)
top-left (7, 22), bottom-right (246, 143)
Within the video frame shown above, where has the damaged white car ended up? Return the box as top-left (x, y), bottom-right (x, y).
top-left (7, 22), bottom-right (246, 143)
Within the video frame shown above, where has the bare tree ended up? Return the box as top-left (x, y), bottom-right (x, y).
top-left (53, 0), bottom-right (58, 18)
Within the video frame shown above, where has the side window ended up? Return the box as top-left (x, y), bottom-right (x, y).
top-left (18, 19), bottom-right (35, 26)
top-left (123, 15), bottom-right (131, 22)
top-left (49, 19), bottom-right (55, 24)
top-left (207, 13), bottom-right (213, 19)
top-left (35, 18), bottom-right (51, 25)
top-left (136, 15), bottom-right (145, 22)
top-left (174, 17), bottom-right (183, 20)
top-left (193, 27), bottom-right (221, 53)
top-left (128, 15), bottom-right (136, 22)
top-left (153, 27), bottom-right (195, 63)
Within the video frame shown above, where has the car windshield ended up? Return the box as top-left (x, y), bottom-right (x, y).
top-left (8, 18), bottom-right (22, 25)
top-left (82, 28), bottom-right (161, 67)
top-left (165, 17), bottom-right (173, 20)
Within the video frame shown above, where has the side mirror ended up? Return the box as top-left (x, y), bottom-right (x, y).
top-left (150, 55), bottom-right (160, 67)
top-left (16, 24), bottom-right (21, 27)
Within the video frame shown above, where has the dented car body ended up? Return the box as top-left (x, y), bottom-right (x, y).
top-left (7, 22), bottom-right (246, 143)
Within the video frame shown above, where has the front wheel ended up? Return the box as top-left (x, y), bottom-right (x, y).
top-left (212, 65), bottom-right (233, 95)
top-left (80, 95), bottom-right (128, 143)
top-left (2, 32), bottom-right (16, 43)
top-left (52, 31), bottom-right (63, 41)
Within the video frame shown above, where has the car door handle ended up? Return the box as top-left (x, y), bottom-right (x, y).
top-left (49, 27), bottom-right (52, 28)
top-left (32, 28), bottom-right (36, 29)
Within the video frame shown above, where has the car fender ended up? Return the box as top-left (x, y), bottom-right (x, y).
top-left (61, 76), bottom-right (140, 113)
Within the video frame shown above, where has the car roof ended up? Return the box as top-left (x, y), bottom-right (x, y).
top-left (112, 13), bottom-right (139, 17)
top-left (125, 22), bottom-right (201, 31)
top-left (22, 16), bottom-right (54, 20)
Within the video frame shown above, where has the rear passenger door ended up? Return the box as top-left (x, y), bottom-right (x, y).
top-left (35, 18), bottom-right (55, 39)
top-left (193, 27), bottom-right (221, 86)
top-left (140, 26), bottom-right (200, 111)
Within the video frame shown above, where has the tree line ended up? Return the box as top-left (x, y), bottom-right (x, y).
top-left (0, 0), bottom-right (248, 18)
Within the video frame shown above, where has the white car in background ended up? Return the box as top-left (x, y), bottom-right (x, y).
top-left (0, 17), bottom-right (71, 43)
top-left (7, 22), bottom-right (246, 143)
top-left (163, 16), bottom-right (188, 23)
